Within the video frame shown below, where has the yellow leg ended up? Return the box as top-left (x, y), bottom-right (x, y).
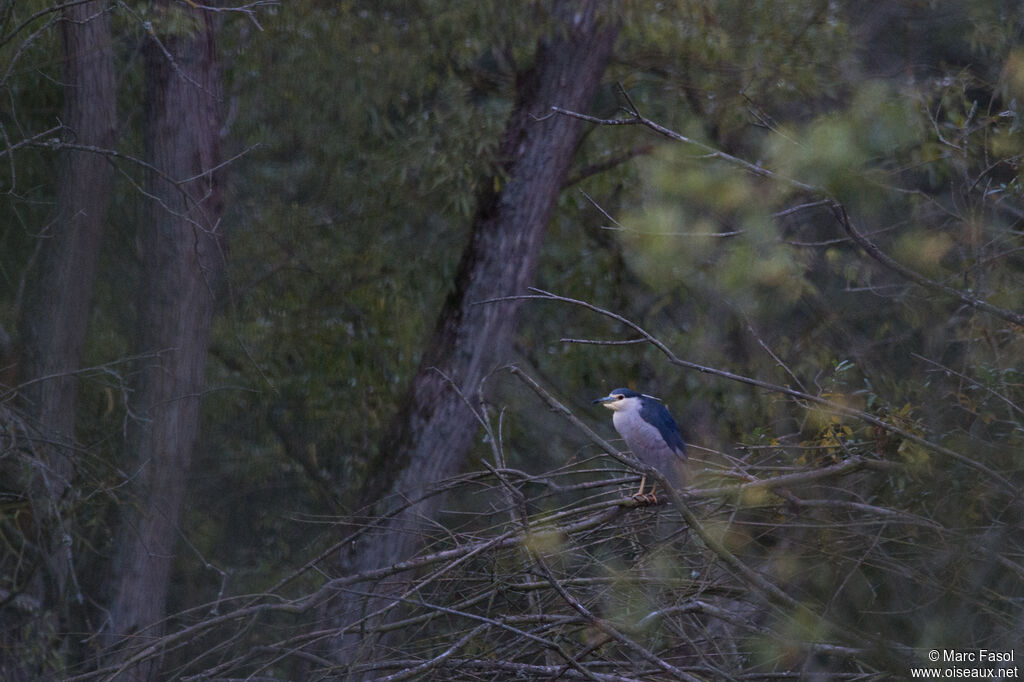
top-left (634, 475), bottom-right (647, 498)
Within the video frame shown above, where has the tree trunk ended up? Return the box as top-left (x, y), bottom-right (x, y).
top-left (20, 0), bottom-right (116, 462)
top-left (11, 0), bottom-right (115, 670)
top-left (103, 7), bottom-right (222, 678)
top-left (334, 0), bottom-right (617, 665)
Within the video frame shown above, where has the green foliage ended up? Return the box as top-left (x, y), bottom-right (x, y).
top-left (185, 0), bottom-right (567, 588)
top-left (2, 0), bottom-right (1023, 677)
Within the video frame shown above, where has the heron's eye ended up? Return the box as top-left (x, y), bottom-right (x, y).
top-left (614, 394), bottom-right (624, 400)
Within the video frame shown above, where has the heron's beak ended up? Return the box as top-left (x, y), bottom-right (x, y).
top-left (592, 396), bottom-right (614, 404)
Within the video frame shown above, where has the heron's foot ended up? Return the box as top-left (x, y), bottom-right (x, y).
top-left (630, 490), bottom-right (659, 506)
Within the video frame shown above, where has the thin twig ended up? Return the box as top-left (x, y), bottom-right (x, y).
top-left (481, 289), bottom-right (1017, 496)
top-left (830, 202), bottom-right (1024, 327)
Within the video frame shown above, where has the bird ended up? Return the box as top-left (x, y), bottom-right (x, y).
top-left (593, 388), bottom-right (687, 503)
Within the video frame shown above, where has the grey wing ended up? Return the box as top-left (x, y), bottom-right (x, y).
top-left (621, 418), bottom-right (687, 488)
top-left (639, 400), bottom-right (687, 459)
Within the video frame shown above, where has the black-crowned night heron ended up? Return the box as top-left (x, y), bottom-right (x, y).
top-left (593, 388), bottom-right (687, 502)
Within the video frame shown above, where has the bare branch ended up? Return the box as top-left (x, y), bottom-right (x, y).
top-left (480, 289), bottom-right (1017, 495)
top-left (553, 89), bottom-right (1024, 332)
top-left (548, 101), bottom-right (817, 193)
top-left (830, 202), bottom-right (1024, 327)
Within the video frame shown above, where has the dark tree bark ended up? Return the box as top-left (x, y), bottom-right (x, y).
top-left (20, 0), bottom-right (116, 455)
top-left (334, 0), bottom-right (617, 664)
top-left (9, 1), bottom-right (115, 671)
top-left (103, 6), bottom-right (223, 677)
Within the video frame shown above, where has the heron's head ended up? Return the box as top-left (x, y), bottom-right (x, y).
top-left (592, 388), bottom-right (645, 412)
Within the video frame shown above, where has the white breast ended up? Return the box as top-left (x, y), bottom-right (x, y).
top-left (612, 408), bottom-right (667, 455)
top-left (612, 406), bottom-right (685, 485)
